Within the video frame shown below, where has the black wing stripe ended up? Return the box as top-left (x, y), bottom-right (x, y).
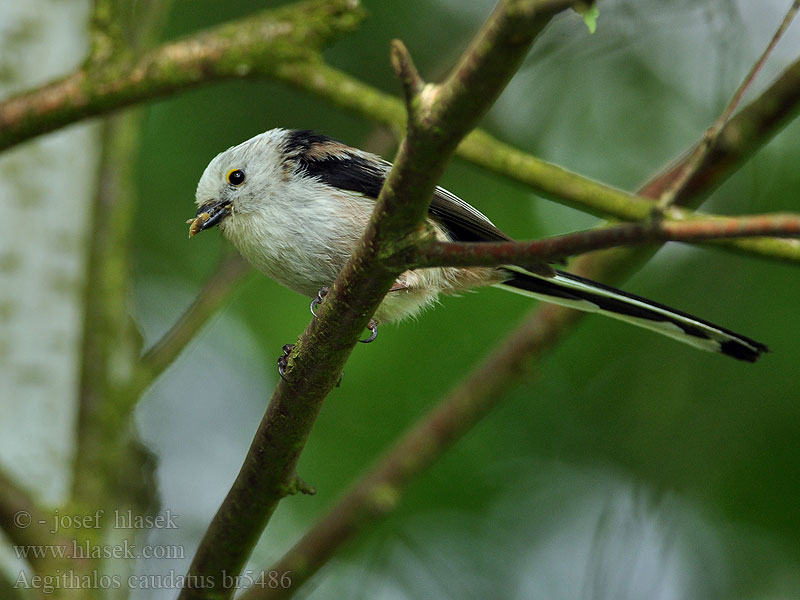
top-left (284, 130), bottom-right (510, 243)
top-left (429, 191), bottom-right (511, 242)
top-left (285, 130), bottom-right (388, 198)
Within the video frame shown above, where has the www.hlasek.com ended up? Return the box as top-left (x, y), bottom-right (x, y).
top-left (14, 569), bottom-right (293, 594)
top-left (14, 539), bottom-right (184, 561)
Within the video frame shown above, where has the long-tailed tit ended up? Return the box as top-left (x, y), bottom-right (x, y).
top-left (189, 128), bottom-right (767, 362)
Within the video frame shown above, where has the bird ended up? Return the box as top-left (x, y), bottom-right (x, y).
top-left (189, 128), bottom-right (767, 362)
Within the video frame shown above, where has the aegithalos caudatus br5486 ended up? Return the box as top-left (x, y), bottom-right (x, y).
top-left (190, 128), bottom-right (767, 362)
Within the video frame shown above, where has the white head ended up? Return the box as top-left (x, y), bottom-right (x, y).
top-left (190, 128), bottom-right (291, 235)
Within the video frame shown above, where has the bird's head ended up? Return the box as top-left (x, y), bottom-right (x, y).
top-left (189, 128), bottom-right (289, 237)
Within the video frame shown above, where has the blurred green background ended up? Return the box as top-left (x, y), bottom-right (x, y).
top-left (37, 0), bottom-right (800, 598)
top-left (132, 1), bottom-right (800, 598)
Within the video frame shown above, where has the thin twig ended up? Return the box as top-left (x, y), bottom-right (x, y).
top-left (135, 254), bottom-right (251, 388)
top-left (657, 0), bottom-right (800, 209)
top-left (390, 39), bottom-right (423, 103)
top-left (408, 213), bottom-right (800, 270)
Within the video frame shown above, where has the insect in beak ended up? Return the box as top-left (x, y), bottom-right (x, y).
top-left (187, 200), bottom-right (232, 237)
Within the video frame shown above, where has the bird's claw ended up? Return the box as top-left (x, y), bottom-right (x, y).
top-left (359, 319), bottom-right (378, 343)
top-left (310, 287), bottom-right (378, 343)
top-left (310, 286), bottom-right (330, 317)
top-left (278, 343), bottom-right (294, 380)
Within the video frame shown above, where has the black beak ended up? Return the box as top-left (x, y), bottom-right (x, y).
top-left (188, 200), bottom-right (231, 237)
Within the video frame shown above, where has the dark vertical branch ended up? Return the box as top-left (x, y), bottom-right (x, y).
top-left (244, 304), bottom-right (578, 600)
top-left (178, 2), bottom-right (578, 599)
top-left (73, 113), bottom-right (141, 504)
top-left (72, 0), bottom-right (173, 526)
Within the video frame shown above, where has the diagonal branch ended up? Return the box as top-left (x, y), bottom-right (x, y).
top-left (657, 0), bottom-right (800, 209)
top-left (178, 2), bottom-right (579, 599)
top-left (243, 304), bottom-right (576, 600)
top-left (640, 57), bottom-right (800, 203)
top-left (408, 213), bottom-right (800, 270)
top-left (0, 466), bottom-right (89, 579)
top-left (133, 254), bottom-right (251, 393)
top-left (0, 467), bottom-right (59, 570)
top-left (0, 0), bottom-right (364, 152)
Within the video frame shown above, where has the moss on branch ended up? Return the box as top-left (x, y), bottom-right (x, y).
top-left (0, 0), bottom-right (364, 151)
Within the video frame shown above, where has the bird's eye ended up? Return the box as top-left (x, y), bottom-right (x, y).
top-left (227, 169), bottom-right (246, 186)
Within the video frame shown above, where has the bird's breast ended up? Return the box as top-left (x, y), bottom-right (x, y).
top-left (221, 189), bottom-right (372, 298)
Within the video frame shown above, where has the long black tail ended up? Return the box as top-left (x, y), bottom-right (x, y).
top-left (496, 268), bottom-right (768, 362)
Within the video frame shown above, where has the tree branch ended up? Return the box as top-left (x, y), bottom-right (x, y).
top-left (244, 304), bottom-right (576, 600)
top-left (0, 467), bottom-right (58, 570)
top-left (657, 0), bottom-right (800, 209)
top-left (132, 254), bottom-right (251, 394)
top-left (178, 2), bottom-right (578, 599)
top-left (640, 56), bottom-right (800, 203)
top-left (75, 0), bottom-right (172, 506)
top-left (71, 4), bottom-right (172, 584)
top-left (408, 213), bottom-right (800, 270)
top-left (4, 0), bottom-right (800, 265)
top-left (73, 112), bottom-right (143, 509)
top-left (0, 0), bottom-right (364, 152)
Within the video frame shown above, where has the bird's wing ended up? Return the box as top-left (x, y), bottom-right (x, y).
top-left (283, 130), bottom-right (511, 242)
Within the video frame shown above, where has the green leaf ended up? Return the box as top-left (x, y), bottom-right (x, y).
top-left (574, 2), bottom-right (599, 34)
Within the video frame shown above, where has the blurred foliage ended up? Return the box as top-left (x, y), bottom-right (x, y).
top-left (130, 0), bottom-right (800, 598)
